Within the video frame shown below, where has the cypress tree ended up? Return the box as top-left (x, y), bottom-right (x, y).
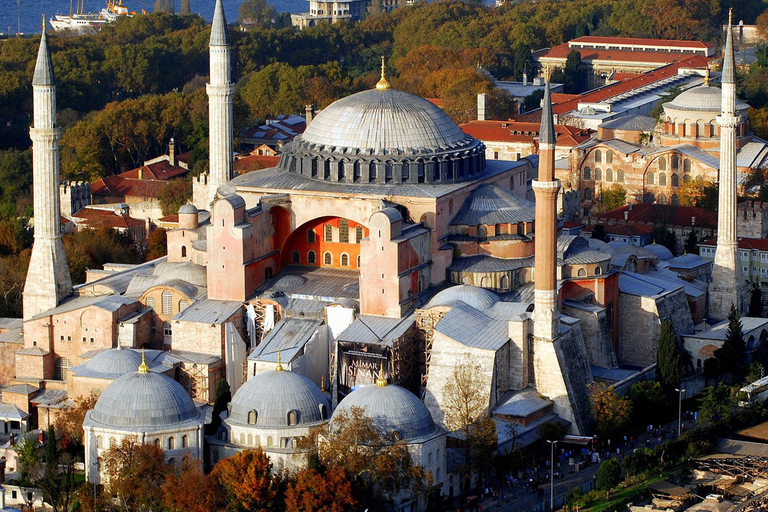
top-left (749, 282), bottom-right (763, 318)
top-left (657, 320), bottom-right (683, 392)
top-left (715, 304), bottom-right (746, 381)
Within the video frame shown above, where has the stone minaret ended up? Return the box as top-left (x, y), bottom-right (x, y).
top-left (206, 0), bottom-right (234, 206)
top-left (531, 80), bottom-right (561, 341)
top-left (23, 18), bottom-right (73, 320)
top-left (709, 9), bottom-right (747, 320)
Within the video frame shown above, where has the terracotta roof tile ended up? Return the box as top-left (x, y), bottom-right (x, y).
top-left (91, 160), bottom-right (189, 200)
top-left (597, 203), bottom-right (716, 229)
top-left (460, 120), bottom-right (592, 147)
top-left (700, 237), bottom-right (768, 251)
top-left (234, 154), bottom-right (280, 173)
top-left (568, 36), bottom-right (713, 50)
top-left (72, 209), bottom-right (144, 230)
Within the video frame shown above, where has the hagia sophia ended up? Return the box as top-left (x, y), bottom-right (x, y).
top-left (0, 1), bottom-right (764, 510)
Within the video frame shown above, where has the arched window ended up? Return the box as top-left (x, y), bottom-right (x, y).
top-left (428, 452), bottom-right (433, 464)
top-left (385, 161), bottom-right (393, 182)
top-left (288, 411), bottom-right (298, 426)
top-left (671, 155), bottom-right (679, 169)
top-left (324, 224), bottom-right (333, 242)
top-left (97, 436), bottom-right (103, 449)
top-left (324, 159), bottom-right (331, 179)
top-left (500, 275), bottom-right (509, 290)
top-left (595, 168), bottom-right (602, 180)
top-left (146, 296), bottom-right (155, 310)
top-left (267, 436), bottom-right (273, 447)
top-left (240, 433), bottom-right (245, 444)
top-left (248, 434), bottom-right (253, 445)
top-left (401, 162), bottom-right (409, 182)
top-left (657, 193), bottom-right (667, 204)
top-left (594, 149), bottom-right (602, 163)
top-left (168, 437), bottom-right (175, 450)
top-left (683, 158), bottom-right (691, 172)
top-left (647, 172), bottom-right (655, 185)
top-left (595, 266), bottom-right (602, 275)
top-left (306, 229), bottom-right (316, 243)
top-left (356, 255), bottom-right (361, 267)
top-left (617, 169), bottom-right (624, 182)
top-left (337, 161), bottom-right (345, 181)
top-left (605, 169), bottom-right (613, 181)
top-left (54, 357), bottom-right (71, 381)
top-left (583, 166), bottom-right (591, 180)
top-left (355, 225), bottom-right (363, 244)
top-left (162, 291), bottom-right (172, 315)
top-left (323, 252), bottom-right (332, 265)
top-left (255, 435), bottom-right (261, 446)
top-left (307, 251), bottom-right (316, 264)
top-left (163, 322), bottom-right (172, 337)
top-left (671, 174), bottom-right (679, 188)
top-left (584, 188), bottom-right (592, 201)
top-left (181, 246), bottom-right (186, 258)
top-left (340, 253), bottom-right (349, 267)
top-left (292, 250), bottom-right (300, 263)
top-left (684, 174), bottom-right (691, 183)
top-left (248, 411), bottom-right (257, 424)
top-left (181, 435), bottom-right (188, 448)
top-left (311, 158), bottom-right (318, 177)
top-left (658, 173), bottom-right (667, 186)
top-left (369, 162), bottom-right (377, 182)
top-left (658, 157), bottom-right (666, 170)
top-left (353, 162), bottom-right (361, 182)
top-left (671, 194), bottom-right (679, 206)
top-left (606, 151), bottom-right (613, 163)
top-left (578, 268), bottom-right (586, 277)
top-left (339, 219), bottom-right (349, 243)
top-left (109, 437), bottom-right (116, 448)
top-left (154, 438), bottom-right (161, 447)
top-left (179, 300), bottom-right (189, 311)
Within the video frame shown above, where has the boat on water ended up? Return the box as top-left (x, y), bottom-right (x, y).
top-left (49, 0), bottom-right (143, 33)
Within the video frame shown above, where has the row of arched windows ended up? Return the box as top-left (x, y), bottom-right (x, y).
top-left (657, 156), bottom-right (691, 172)
top-left (96, 435), bottom-right (189, 450)
top-left (307, 224), bottom-right (364, 244)
top-left (145, 292), bottom-right (187, 316)
top-left (583, 167), bottom-right (624, 183)
top-left (247, 409), bottom-right (303, 426)
top-left (576, 266), bottom-right (603, 277)
top-left (291, 250), bottom-right (361, 267)
top-left (593, 149), bottom-right (614, 164)
top-left (647, 172), bottom-right (689, 187)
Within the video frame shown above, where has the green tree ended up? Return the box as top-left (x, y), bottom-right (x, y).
top-left (38, 426), bottom-right (77, 512)
top-left (522, 89), bottom-right (544, 113)
top-left (699, 383), bottom-right (735, 426)
top-left (207, 379), bottom-right (231, 435)
top-left (684, 230), bottom-right (699, 255)
top-left (512, 43), bottom-right (534, 82)
top-left (599, 185), bottom-right (627, 213)
top-left (158, 179), bottom-right (193, 216)
top-left (238, 0), bottom-right (277, 28)
top-left (596, 458), bottom-right (622, 490)
top-left (749, 281), bottom-right (763, 318)
top-left (589, 382), bottom-right (631, 439)
top-left (747, 362), bottom-right (764, 384)
top-left (714, 304), bottom-right (746, 381)
top-left (536, 420), bottom-right (567, 443)
top-left (657, 321), bottom-right (684, 392)
top-left (14, 434), bottom-right (41, 486)
top-left (628, 380), bottom-right (665, 423)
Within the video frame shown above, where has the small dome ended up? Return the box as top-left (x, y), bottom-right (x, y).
top-left (644, 243), bottom-right (673, 261)
top-left (333, 384), bottom-right (439, 441)
top-left (153, 261), bottom-right (207, 288)
top-left (81, 349), bottom-right (143, 379)
top-left (428, 285), bottom-right (499, 310)
top-left (229, 370), bottom-right (329, 427)
top-left (665, 85), bottom-right (749, 113)
top-left (272, 275), bottom-right (308, 291)
top-left (178, 204), bottom-right (198, 214)
top-left (90, 371), bottom-right (198, 429)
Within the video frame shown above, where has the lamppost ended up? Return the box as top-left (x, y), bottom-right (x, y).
top-left (547, 439), bottom-right (558, 511)
top-left (675, 386), bottom-right (686, 438)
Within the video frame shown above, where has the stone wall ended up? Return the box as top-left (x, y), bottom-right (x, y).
top-left (561, 302), bottom-right (617, 369)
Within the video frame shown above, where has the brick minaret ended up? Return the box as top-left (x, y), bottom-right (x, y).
top-left (532, 80), bottom-right (561, 340)
top-left (23, 18), bottom-right (73, 320)
top-left (709, 9), bottom-right (747, 320)
top-left (206, 0), bottom-right (234, 206)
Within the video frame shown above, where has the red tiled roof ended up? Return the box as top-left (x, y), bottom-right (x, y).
top-left (597, 203), bottom-right (716, 229)
top-left (603, 224), bottom-right (653, 236)
top-left (568, 36), bottom-right (713, 50)
top-left (72, 208), bottom-right (144, 230)
top-left (550, 56), bottom-right (710, 115)
top-left (91, 159), bottom-right (190, 200)
top-left (234, 154), bottom-right (280, 173)
top-left (121, 160), bottom-right (188, 181)
top-left (176, 152), bottom-right (191, 165)
top-left (426, 98), bottom-right (444, 108)
top-left (562, 221), bottom-right (584, 229)
top-left (460, 120), bottom-right (592, 147)
top-left (158, 214), bottom-right (179, 223)
top-left (700, 237), bottom-right (768, 251)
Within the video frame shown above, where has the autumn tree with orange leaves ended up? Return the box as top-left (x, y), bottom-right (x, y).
top-left (163, 455), bottom-right (219, 512)
top-left (285, 467), bottom-right (358, 512)
top-left (210, 448), bottom-right (287, 512)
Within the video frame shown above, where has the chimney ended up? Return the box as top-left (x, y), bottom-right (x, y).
top-left (628, 203), bottom-right (633, 211)
top-left (624, 211), bottom-right (629, 221)
top-left (477, 93), bottom-right (488, 121)
top-left (305, 104), bottom-right (314, 125)
top-left (523, 72), bottom-right (528, 86)
top-left (169, 137), bottom-right (176, 166)
top-left (138, 166), bottom-right (143, 180)
top-left (692, 216), bottom-right (696, 226)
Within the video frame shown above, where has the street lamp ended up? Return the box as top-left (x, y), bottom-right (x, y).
top-left (547, 439), bottom-right (558, 511)
top-left (675, 387), bottom-right (686, 438)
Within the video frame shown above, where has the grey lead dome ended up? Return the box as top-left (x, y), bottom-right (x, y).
top-left (89, 371), bottom-right (198, 428)
top-left (333, 384), bottom-right (439, 441)
top-left (228, 370), bottom-right (329, 427)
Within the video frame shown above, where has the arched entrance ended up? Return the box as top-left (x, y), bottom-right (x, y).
top-left (281, 217), bottom-right (368, 269)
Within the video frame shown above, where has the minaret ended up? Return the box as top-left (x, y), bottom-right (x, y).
top-left (206, 0), bottom-right (234, 206)
top-left (709, 9), bottom-right (747, 320)
top-left (23, 18), bottom-right (72, 321)
top-left (531, 79), bottom-right (561, 340)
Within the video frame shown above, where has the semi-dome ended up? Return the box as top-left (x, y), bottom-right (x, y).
top-left (228, 369), bottom-right (329, 427)
top-left (333, 384), bottom-right (439, 441)
top-left (664, 85), bottom-right (749, 112)
top-left (153, 261), bottom-right (207, 288)
top-left (277, 88), bottom-right (486, 185)
top-left (427, 285), bottom-right (499, 310)
top-left (89, 369), bottom-right (198, 429)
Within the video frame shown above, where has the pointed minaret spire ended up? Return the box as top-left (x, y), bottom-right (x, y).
top-left (531, 77), bottom-right (560, 341)
top-left (203, 0), bottom-right (234, 207)
top-left (23, 17), bottom-right (73, 320)
top-left (709, 8), bottom-right (746, 320)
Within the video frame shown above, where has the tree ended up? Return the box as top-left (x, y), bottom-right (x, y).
top-left (62, 228), bottom-right (142, 284)
top-left (163, 455), bottom-right (218, 512)
top-left (158, 179), bottom-right (192, 216)
top-left (652, 225), bottom-right (677, 256)
top-left (714, 304), bottom-right (747, 381)
top-left (684, 229), bottom-right (699, 255)
top-left (442, 356), bottom-right (497, 489)
top-left (146, 228), bottom-right (168, 261)
top-left (536, 421), bottom-right (567, 443)
top-left (211, 448), bottom-right (285, 512)
top-left (657, 321), bottom-right (684, 393)
top-left (38, 426), bottom-right (77, 512)
top-left (207, 379), bottom-right (231, 435)
top-left (699, 383), bottom-right (735, 426)
top-left (628, 380), bottom-right (665, 423)
top-left (238, 0), bottom-right (277, 28)
top-left (522, 89), bottom-right (544, 113)
top-left (284, 467), bottom-right (358, 512)
top-left (749, 281), bottom-right (763, 318)
top-left (596, 458), bottom-right (622, 490)
top-left (14, 434), bottom-right (41, 486)
top-left (599, 185), bottom-right (627, 213)
top-left (54, 393), bottom-right (98, 449)
top-left (747, 362), bottom-right (764, 384)
top-left (102, 436), bottom-right (172, 512)
top-left (589, 382), bottom-right (631, 439)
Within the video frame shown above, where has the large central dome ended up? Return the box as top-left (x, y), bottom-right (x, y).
top-left (277, 88), bottom-right (486, 185)
top-left (301, 89), bottom-right (468, 150)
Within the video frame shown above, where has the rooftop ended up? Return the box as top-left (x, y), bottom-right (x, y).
top-left (597, 203), bottom-right (716, 229)
top-left (459, 120), bottom-right (591, 146)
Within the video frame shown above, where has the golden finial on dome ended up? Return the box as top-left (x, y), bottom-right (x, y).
top-left (704, 64), bottom-right (710, 86)
top-left (376, 56), bottom-right (390, 91)
top-left (376, 360), bottom-right (387, 387)
top-left (729, 7), bottom-right (732, 27)
top-left (276, 349), bottom-right (283, 371)
top-left (138, 348), bottom-right (149, 374)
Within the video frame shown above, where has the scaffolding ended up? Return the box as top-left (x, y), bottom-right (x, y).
top-left (249, 299), bottom-right (282, 349)
top-left (415, 307), bottom-right (448, 398)
top-left (178, 362), bottom-right (209, 402)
